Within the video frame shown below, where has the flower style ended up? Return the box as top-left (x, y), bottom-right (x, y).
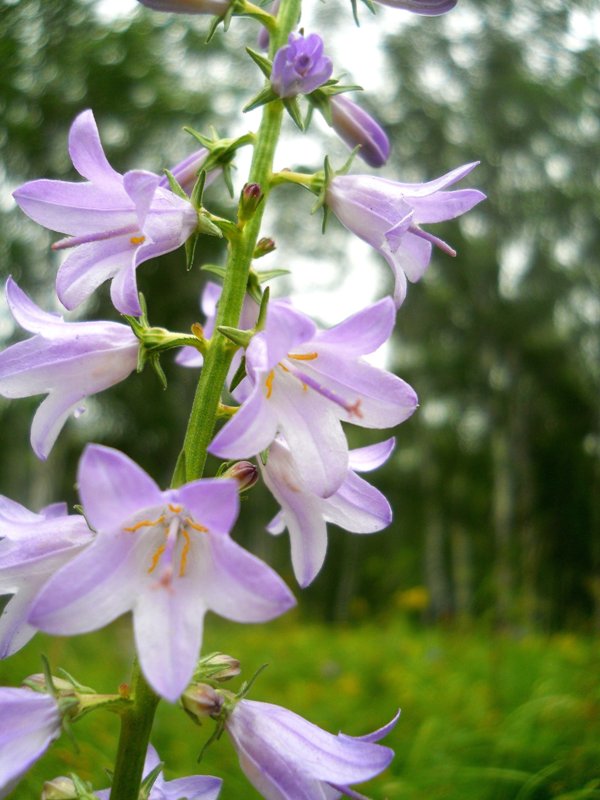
top-left (329, 94), bottom-right (390, 168)
top-left (326, 162), bottom-right (486, 306)
top-left (96, 744), bottom-right (222, 799)
top-left (137, 0), bottom-right (231, 13)
top-left (271, 34), bottom-right (333, 98)
top-left (29, 445), bottom-right (295, 702)
top-left (0, 688), bottom-right (62, 799)
top-left (225, 699), bottom-right (400, 800)
top-left (0, 496), bottom-right (93, 659)
top-left (373, 0), bottom-right (457, 12)
top-left (12, 110), bottom-right (199, 316)
top-left (209, 297), bottom-right (417, 498)
top-left (262, 437), bottom-right (394, 587)
top-left (0, 278), bottom-right (139, 459)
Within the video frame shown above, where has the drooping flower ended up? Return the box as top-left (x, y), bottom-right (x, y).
top-left (209, 297), bottom-right (417, 498)
top-left (373, 0), bottom-right (457, 12)
top-left (0, 496), bottom-right (92, 658)
top-left (136, 0), bottom-right (231, 13)
top-left (326, 163), bottom-right (486, 306)
top-left (12, 110), bottom-right (199, 316)
top-left (262, 437), bottom-right (394, 587)
top-left (0, 688), bottom-right (62, 799)
top-left (95, 744), bottom-right (222, 799)
top-left (0, 278), bottom-right (139, 459)
top-left (29, 445), bottom-right (295, 702)
top-left (329, 94), bottom-right (390, 168)
top-left (271, 34), bottom-right (333, 98)
top-left (225, 698), bottom-right (400, 800)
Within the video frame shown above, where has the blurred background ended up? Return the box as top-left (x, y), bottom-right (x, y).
top-left (0, 0), bottom-right (599, 797)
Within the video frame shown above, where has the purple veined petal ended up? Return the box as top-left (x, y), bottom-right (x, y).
top-left (208, 381), bottom-right (279, 460)
top-left (28, 530), bottom-right (147, 635)
top-left (260, 303), bottom-right (317, 368)
top-left (40, 501), bottom-right (69, 519)
top-left (384, 228), bottom-right (433, 283)
top-left (134, 567), bottom-right (206, 702)
top-left (162, 774), bottom-right (223, 800)
top-left (176, 346), bottom-right (204, 368)
top-left (195, 532), bottom-right (295, 623)
top-left (30, 392), bottom-right (82, 460)
top-left (68, 109), bottom-right (122, 184)
top-left (329, 94), bottom-right (390, 168)
top-left (174, 478), bottom-right (240, 536)
top-left (314, 297), bottom-right (396, 357)
top-left (411, 188), bottom-right (487, 224)
top-left (109, 254), bottom-right (143, 316)
top-left (5, 278), bottom-right (64, 336)
top-left (0, 586), bottom-right (39, 659)
top-left (78, 445), bottom-right (163, 533)
top-left (348, 709), bottom-right (401, 743)
top-left (123, 169), bottom-right (161, 227)
top-left (348, 437), bottom-right (395, 472)
top-left (390, 161), bottom-right (480, 197)
top-left (324, 471), bottom-right (392, 533)
top-left (266, 509), bottom-right (285, 535)
top-left (0, 496), bottom-right (42, 526)
top-left (159, 147), bottom-right (220, 197)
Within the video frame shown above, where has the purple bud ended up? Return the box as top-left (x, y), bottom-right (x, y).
top-left (136, 0), bottom-right (231, 14)
top-left (254, 237), bottom-right (276, 258)
top-left (181, 683), bottom-right (224, 720)
top-left (222, 461), bottom-right (259, 492)
top-left (330, 94), bottom-right (390, 168)
top-left (271, 33), bottom-right (333, 98)
top-left (238, 183), bottom-right (264, 222)
top-left (373, 0), bottom-right (457, 13)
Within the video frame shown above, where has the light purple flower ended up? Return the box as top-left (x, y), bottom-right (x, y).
top-left (0, 496), bottom-right (92, 659)
top-left (96, 744), bottom-right (221, 799)
top-left (0, 688), bottom-right (61, 799)
top-left (12, 110), bottom-right (198, 316)
top-left (263, 437), bottom-right (394, 587)
top-left (137, 0), bottom-right (231, 14)
top-left (159, 146), bottom-right (220, 197)
top-left (326, 163), bottom-right (486, 306)
top-left (0, 278), bottom-right (139, 459)
top-left (374, 0), bottom-right (457, 12)
top-left (257, 0), bottom-right (280, 50)
top-left (29, 445), bottom-right (295, 702)
top-left (271, 34), bottom-right (333, 98)
top-left (330, 94), bottom-right (390, 168)
top-left (209, 298), bottom-right (417, 498)
top-left (225, 699), bottom-right (400, 800)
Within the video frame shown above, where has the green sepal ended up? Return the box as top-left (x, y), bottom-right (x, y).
top-left (246, 47), bottom-right (273, 79)
top-left (57, 669), bottom-right (95, 695)
top-left (243, 84), bottom-right (279, 113)
top-left (201, 263), bottom-right (227, 280)
top-left (283, 97), bottom-right (305, 131)
top-left (229, 356), bottom-right (247, 392)
top-left (69, 772), bottom-right (99, 799)
top-left (190, 169), bottom-right (207, 211)
top-left (352, 0), bottom-right (376, 24)
top-left (246, 271), bottom-right (263, 305)
top-left (307, 81), bottom-right (364, 126)
top-left (162, 169), bottom-right (188, 201)
top-left (205, 2), bottom-right (235, 43)
top-left (148, 354), bottom-right (168, 390)
top-left (139, 762), bottom-right (164, 800)
top-left (217, 325), bottom-right (253, 348)
top-left (255, 268), bottom-right (291, 283)
top-left (256, 285), bottom-right (270, 332)
top-left (197, 212), bottom-right (224, 239)
top-left (185, 232), bottom-right (200, 271)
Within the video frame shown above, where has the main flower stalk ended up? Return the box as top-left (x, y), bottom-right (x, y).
top-left (108, 0), bottom-right (301, 797)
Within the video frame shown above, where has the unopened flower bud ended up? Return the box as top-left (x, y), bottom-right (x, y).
top-left (238, 183), bottom-right (264, 222)
top-left (24, 673), bottom-right (76, 696)
top-left (271, 33), bottom-right (333, 98)
top-left (330, 94), bottom-right (390, 168)
top-left (197, 652), bottom-right (242, 681)
top-left (222, 461), bottom-right (259, 492)
top-left (254, 237), bottom-right (276, 258)
top-left (136, 0), bottom-right (231, 15)
top-left (41, 777), bottom-right (77, 800)
top-left (182, 683), bottom-right (224, 720)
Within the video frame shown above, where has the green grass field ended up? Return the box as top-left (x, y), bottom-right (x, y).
top-left (2, 615), bottom-right (599, 799)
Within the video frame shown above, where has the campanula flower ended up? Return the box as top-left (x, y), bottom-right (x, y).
top-left (271, 34), bottom-right (333, 98)
top-left (29, 445), bottom-right (295, 702)
top-left (137, 0), bottom-right (231, 13)
top-left (209, 298), bottom-right (417, 498)
top-left (374, 0), bottom-right (457, 12)
top-left (225, 699), bottom-right (400, 800)
top-left (263, 437), bottom-right (394, 586)
top-left (330, 94), bottom-right (390, 168)
top-left (326, 162), bottom-right (486, 306)
top-left (0, 278), bottom-right (139, 459)
top-left (13, 110), bottom-right (198, 316)
top-left (0, 688), bottom-right (62, 799)
top-left (0, 496), bottom-right (92, 658)
top-left (96, 744), bottom-right (222, 799)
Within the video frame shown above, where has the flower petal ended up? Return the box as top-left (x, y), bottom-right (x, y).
top-left (208, 382), bottom-right (279, 460)
top-left (30, 392), bottom-right (81, 460)
top-left (348, 438), bottom-right (395, 472)
top-left (68, 109), bottom-right (122, 184)
top-left (314, 298), bottom-right (395, 356)
top-left (324, 471), bottom-right (392, 533)
top-left (4, 278), bottom-right (64, 336)
top-left (174, 478), bottom-right (239, 536)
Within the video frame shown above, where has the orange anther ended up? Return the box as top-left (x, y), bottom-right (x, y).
top-left (130, 235), bottom-right (146, 245)
top-left (265, 370), bottom-right (275, 399)
top-left (147, 544), bottom-right (166, 574)
top-left (184, 517), bottom-right (208, 533)
top-left (288, 352), bottom-right (318, 361)
top-left (124, 515), bottom-right (164, 533)
top-left (179, 529), bottom-right (191, 576)
top-left (168, 503), bottom-right (183, 514)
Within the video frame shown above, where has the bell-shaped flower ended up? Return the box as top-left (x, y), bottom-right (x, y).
top-left (326, 162), bottom-right (486, 306)
top-left (96, 744), bottom-right (222, 799)
top-left (262, 437), bottom-right (394, 587)
top-left (0, 496), bottom-right (93, 659)
top-left (225, 698), bottom-right (400, 800)
top-left (209, 297), bottom-right (417, 498)
top-left (29, 445), bottom-right (295, 702)
top-left (0, 688), bottom-right (62, 799)
top-left (330, 94), bottom-right (390, 168)
top-left (0, 278), bottom-right (139, 459)
top-left (12, 109), bottom-right (199, 316)
top-left (271, 33), bottom-right (333, 98)
top-left (136, 0), bottom-right (231, 14)
top-left (373, 0), bottom-right (457, 12)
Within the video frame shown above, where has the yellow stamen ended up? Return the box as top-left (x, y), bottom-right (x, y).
top-left (184, 517), bottom-right (208, 533)
top-left (124, 515), bottom-right (164, 533)
top-left (288, 352), bottom-right (318, 361)
top-left (279, 363), bottom-right (290, 373)
top-left (168, 503), bottom-right (182, 514)
top-left (302, 383), bottom-right (308, 392)
top-left (148, 543), bottom-right (166, 574)
top-left (130, 235), bottom-right (146, 245)
top-left (265, 370), bottom-right (275, 399)
top-left (179, 529), bottom-right (191, 577)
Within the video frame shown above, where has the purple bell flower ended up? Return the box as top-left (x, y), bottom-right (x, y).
top-left (0, 496), bottom-right (92, 658)
top-left (0, 278), bottom-right (139, 459)
top-left (271, 33), bottom-right (333, 98)
top-left (29, 445), bottom-right (295, 702)
top-left (136, 0), bottom-right (231, 13)
top-left (263, 437), bottom-right (394, 587)
top-left (326, 162), bottom-right (486, 306)
top-left (330, 94), bottom-right (390, 168)
top-left (374, 0), bottom-right (457, 12)
top-left (0, 688), bottom-right (62, 799)
top-left (12, 110), bottom-right (199, 316)
top-left (225, 699), bottom-right (400, 800)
